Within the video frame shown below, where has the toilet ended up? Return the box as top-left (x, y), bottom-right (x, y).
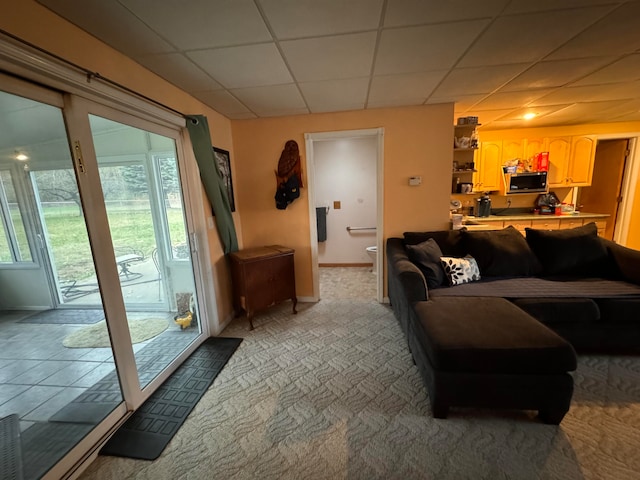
top-left (366, 246), bottom-right (377, 273)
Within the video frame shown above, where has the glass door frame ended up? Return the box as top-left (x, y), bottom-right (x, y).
top-left (63, 94), bottom-right (210, 405)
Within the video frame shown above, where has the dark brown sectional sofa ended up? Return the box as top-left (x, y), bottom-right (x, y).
top-left (387, 222), bottom-right (640, 423)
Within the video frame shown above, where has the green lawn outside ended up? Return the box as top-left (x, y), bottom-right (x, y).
top-left (43, 206), bottom-right (187, 281)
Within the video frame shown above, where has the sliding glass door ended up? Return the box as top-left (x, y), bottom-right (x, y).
top-left (87, 113), bottom-right (202, 388)
top-left (0, 75), bottom-right (207, 478)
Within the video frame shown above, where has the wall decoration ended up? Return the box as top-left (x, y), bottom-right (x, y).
top-left (275, 139), bottom-right (303, 210)
top-left (213, 147), bottom-right (235, 212)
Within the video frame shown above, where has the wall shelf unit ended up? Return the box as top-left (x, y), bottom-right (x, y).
top-left (452, 122), bottom-right (480, 193)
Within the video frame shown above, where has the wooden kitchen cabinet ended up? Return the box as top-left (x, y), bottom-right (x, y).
top-left (475, 140), bottom-right (502, 192)
top-left (546, 136), bottom-right (572, 187)
top-left (567, 135), bottom-right (596, 186)
top-left (547, 135), bottom-right (595, 187)
top-left (530, 218), bottom-right (561, 230)
top-left (229, 245), bottom-right (297, 329)
top-left (502, 139), bottom-right (524, 164)
top-left (524, 137), bottom-right (547, 161)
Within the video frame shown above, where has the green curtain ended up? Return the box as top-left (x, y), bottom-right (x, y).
top-left (185, 115), bottom-right (238, 254)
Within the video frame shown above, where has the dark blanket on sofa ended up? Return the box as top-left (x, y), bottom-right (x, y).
top-left (428, 276), bottom-right (640, 298)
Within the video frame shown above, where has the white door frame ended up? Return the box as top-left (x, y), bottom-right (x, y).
top-left (304, 128), bottom-right (384, 302)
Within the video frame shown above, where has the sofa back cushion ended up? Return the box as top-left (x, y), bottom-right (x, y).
top-left (462, 226), bottom-right (542, 277)
top-left (406, 238), bottom-right (446, 289)
top-left (403, 230), bottom-right (466, 256)
top-left (525, 222), bottom-right (609, 276)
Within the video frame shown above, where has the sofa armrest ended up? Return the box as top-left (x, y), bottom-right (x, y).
top-left (601, 238), bottom-right (640, 285)
top-left (387, 238), bottom-right (428, 303)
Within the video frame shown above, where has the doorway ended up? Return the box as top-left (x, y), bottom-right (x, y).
top-left (578, 139), bottom-right (629, 240)
top-left (305, 129), bottom-right (384, 302)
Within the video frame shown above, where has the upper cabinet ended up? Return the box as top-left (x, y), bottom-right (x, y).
top-left (546, 137), bottom-right (571, 186)
top-left (475, 140), bottom-right (502, 192)
top-left (501, 139), bottom-right (524, 164)
top-left (567, 136), bottom-right (596, 186)
top-left (477, 134), bottom-right (596, 189)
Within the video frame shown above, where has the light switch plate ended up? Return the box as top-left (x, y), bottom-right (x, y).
top-left (333, 201), bottom-right (341, 209)
top-left (409, 176), bottom-right (422, 186)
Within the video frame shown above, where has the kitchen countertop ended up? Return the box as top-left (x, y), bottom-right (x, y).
top-left (465, 212), bottom-right (610, 222)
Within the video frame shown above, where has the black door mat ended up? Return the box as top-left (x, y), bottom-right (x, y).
top-left (19, 309), bottom-right (104, 325)
top-left (0, 414), bottom-right (23, 480)
top-left (100, 336), bottom-right (242, 460)
top-left (20, 422), bottom-right (94, 480)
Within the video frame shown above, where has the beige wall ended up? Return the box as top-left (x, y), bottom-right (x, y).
top-left (232, 104), bottom-right (454, 297)
top-left (1, 0), bottom-right (238, 330)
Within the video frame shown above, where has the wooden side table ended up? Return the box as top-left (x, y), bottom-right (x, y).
top-left (229, 245), bottom-right (297, 329)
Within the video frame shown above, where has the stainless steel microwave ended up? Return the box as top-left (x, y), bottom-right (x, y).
top-left (504, 171), bottom-right (548, 194)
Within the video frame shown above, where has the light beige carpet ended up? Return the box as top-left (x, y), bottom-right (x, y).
top-left (80, 299), bottom-right (640, 480)
top-left (63, 318), bottom-right (169, 348)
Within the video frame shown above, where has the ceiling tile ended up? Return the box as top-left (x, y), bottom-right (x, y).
top-left (191, 90), bottom-right (253, 117)
top-left (259, 0), bottom-right (384, 39)
top-left (458, 7), bottom-right (612, 67)
top-left (472, 89), bottom-right (554, 110)
top-left (120, 0), bottom-right (271, 50)
top-left (595, 98), bottom-right (640, 118)
top-left (435, 94), bottom-right (487, 113)
top-left (590, 80), bottom-right (640, 101)
top-left (530, 85), bottom-right (614, 106)
top-left (136, 53), bottom-right (222, 91)
top-left (536, 100), bottom-right (632, 125)
top-left (501, 57), bottom-right (616, 92)
top-left (38, 0), bottom-right (175, 55)
top-left (375, 20), bottom-right (490, 75)
top-left (384, 0), bottom-right (508, 27)
top-left (495, 104), bottom-right (574, 121)
top-left (467, 109), bottom-right (518, 124)
top-left (503, 0), bottom-right (622, 15)
top-left (299, 78), bottom-right (369, 112)
top-left (230, 84), bottom-right (308, 117)
top-left (369, 71), bottom-right (448, 106)
top-left (433, 64), bottom-right (529, 97)
top-left (281, 32), bottom-right (377, 82)
top-left (547, 2), bottom-right (640, 60)
top-left (571, 54), bottom-right (640, 86)
top-left (187, 44), bottom-right (292, 89)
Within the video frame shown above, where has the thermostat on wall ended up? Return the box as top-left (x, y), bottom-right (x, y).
top-left (409, 176), bottom-right (422, 186)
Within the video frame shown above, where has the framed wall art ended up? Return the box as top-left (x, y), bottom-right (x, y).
top-left (213, 147), bottom-right (235, 212)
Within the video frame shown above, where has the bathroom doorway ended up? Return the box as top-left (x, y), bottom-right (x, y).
top-left (305, 129), bottom-right (384, 302)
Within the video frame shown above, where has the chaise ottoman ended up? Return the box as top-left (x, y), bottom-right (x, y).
top-left (408, 296), bottom-right (577, 424)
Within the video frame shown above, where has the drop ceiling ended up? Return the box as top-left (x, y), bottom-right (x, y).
top-left (36, 0), bottom-right (640, 129)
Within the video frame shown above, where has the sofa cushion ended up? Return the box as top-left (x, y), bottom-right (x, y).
top-left (512, 298), bottom-right (600, 324)
top-left (412, 297), bottom-right (577, 374)
top-left (404, 230), bottom-right (466, 256)
top-left (525, 222), bottom-right (609, 276)
top-left (440, 255), bottom-right (480, 286)
top-left (595, 298), bottom-right (640, 323)
top-left (406, 238), bottom-right (445, 289)
top-left (463, 226), bottom-right (542, 277)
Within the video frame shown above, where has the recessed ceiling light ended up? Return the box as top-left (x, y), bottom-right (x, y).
top-left (15, 153), bottom-right (29, 161)
top-left (523, 113), bottom-right (537, 120)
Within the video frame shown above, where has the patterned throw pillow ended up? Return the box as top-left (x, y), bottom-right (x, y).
top-left (440, 255), bottom-right (481, 286)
